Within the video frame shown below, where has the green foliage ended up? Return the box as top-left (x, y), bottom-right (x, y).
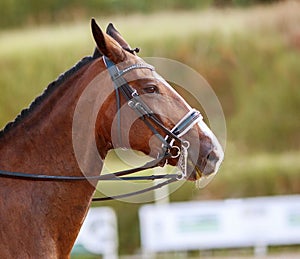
top-left (0, 0), bottom-right (213, 29)
top-left (215, 0), bottom-right (278, 7)
top-left (139, 31), bottom-right (300, 152)
top-left (0, 43), bottom-right (88, 127)
top-left (228, 36), bottom-right (300, 152)
top-left (0, 0), bottom-right (280, 29)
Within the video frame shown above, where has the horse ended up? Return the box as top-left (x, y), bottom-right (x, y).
top-left (0, 19), bottom-right (224, 258)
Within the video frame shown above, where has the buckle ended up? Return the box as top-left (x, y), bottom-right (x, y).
top-left (176, 140), bottom-right (190, 180)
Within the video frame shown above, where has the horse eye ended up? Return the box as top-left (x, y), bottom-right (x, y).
top-left (143, 85), bottom-right (158, 94)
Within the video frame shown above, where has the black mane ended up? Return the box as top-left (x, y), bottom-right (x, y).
top-left (0, 51), bottom-right (100, 138)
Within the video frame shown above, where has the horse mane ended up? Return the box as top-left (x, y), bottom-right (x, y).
top-left (0, 50), bottom-right (101, 138)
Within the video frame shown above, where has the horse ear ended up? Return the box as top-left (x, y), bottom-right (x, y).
top-left (106, 23), bottom-right (133, 52)
top-left (91, 19), bottom-right (126, 63)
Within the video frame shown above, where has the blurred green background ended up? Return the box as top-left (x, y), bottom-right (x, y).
top-left (0, 0), bottom-right (300, 256)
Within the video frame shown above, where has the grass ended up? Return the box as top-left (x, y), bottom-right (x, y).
top-left (1, 1), bottom-right (300, 255)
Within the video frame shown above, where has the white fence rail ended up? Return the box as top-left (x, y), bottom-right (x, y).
top-left (139, 195), bottom-right (300, 256)
top-left (72, 207), bottom-right (118, 259)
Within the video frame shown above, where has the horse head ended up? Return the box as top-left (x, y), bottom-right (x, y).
top-left (91, 19), bottom-right (224, 186)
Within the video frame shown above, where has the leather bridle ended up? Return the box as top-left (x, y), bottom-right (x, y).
top-left (0, 56), bottom-right (203, 201)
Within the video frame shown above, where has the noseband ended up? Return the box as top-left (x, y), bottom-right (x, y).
top-left (0, 56), bottom-right (203, 201)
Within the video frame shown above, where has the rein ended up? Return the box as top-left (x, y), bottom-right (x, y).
top-left (0, 56), bottom-right (202, 201)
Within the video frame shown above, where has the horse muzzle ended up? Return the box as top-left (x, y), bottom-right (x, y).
top-left (188, 119), bottom-right (224, 187)
top-left (164, 110), bottom-right (224, 186)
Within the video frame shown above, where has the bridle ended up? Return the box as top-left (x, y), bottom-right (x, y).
top-left (0, 56), bottom-right (203, 201)
top-left (103, 56), bottom-right (202, 180)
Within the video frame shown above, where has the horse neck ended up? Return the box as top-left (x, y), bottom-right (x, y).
top-left (0, 60), bottom-right (96, 174)
top-left (0, 57), bottom-right (105, 257)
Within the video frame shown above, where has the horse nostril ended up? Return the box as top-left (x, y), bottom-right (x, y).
top-left (202, 150), bottom-right (220, 176)
top-left (206, 151), bottom-right (219, 164)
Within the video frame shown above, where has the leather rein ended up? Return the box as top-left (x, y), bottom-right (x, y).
top-left (0, 56), bottom-right (202, 201)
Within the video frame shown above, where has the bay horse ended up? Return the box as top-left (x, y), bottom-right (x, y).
top-left (0, 19), bottom-right (223, 258)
